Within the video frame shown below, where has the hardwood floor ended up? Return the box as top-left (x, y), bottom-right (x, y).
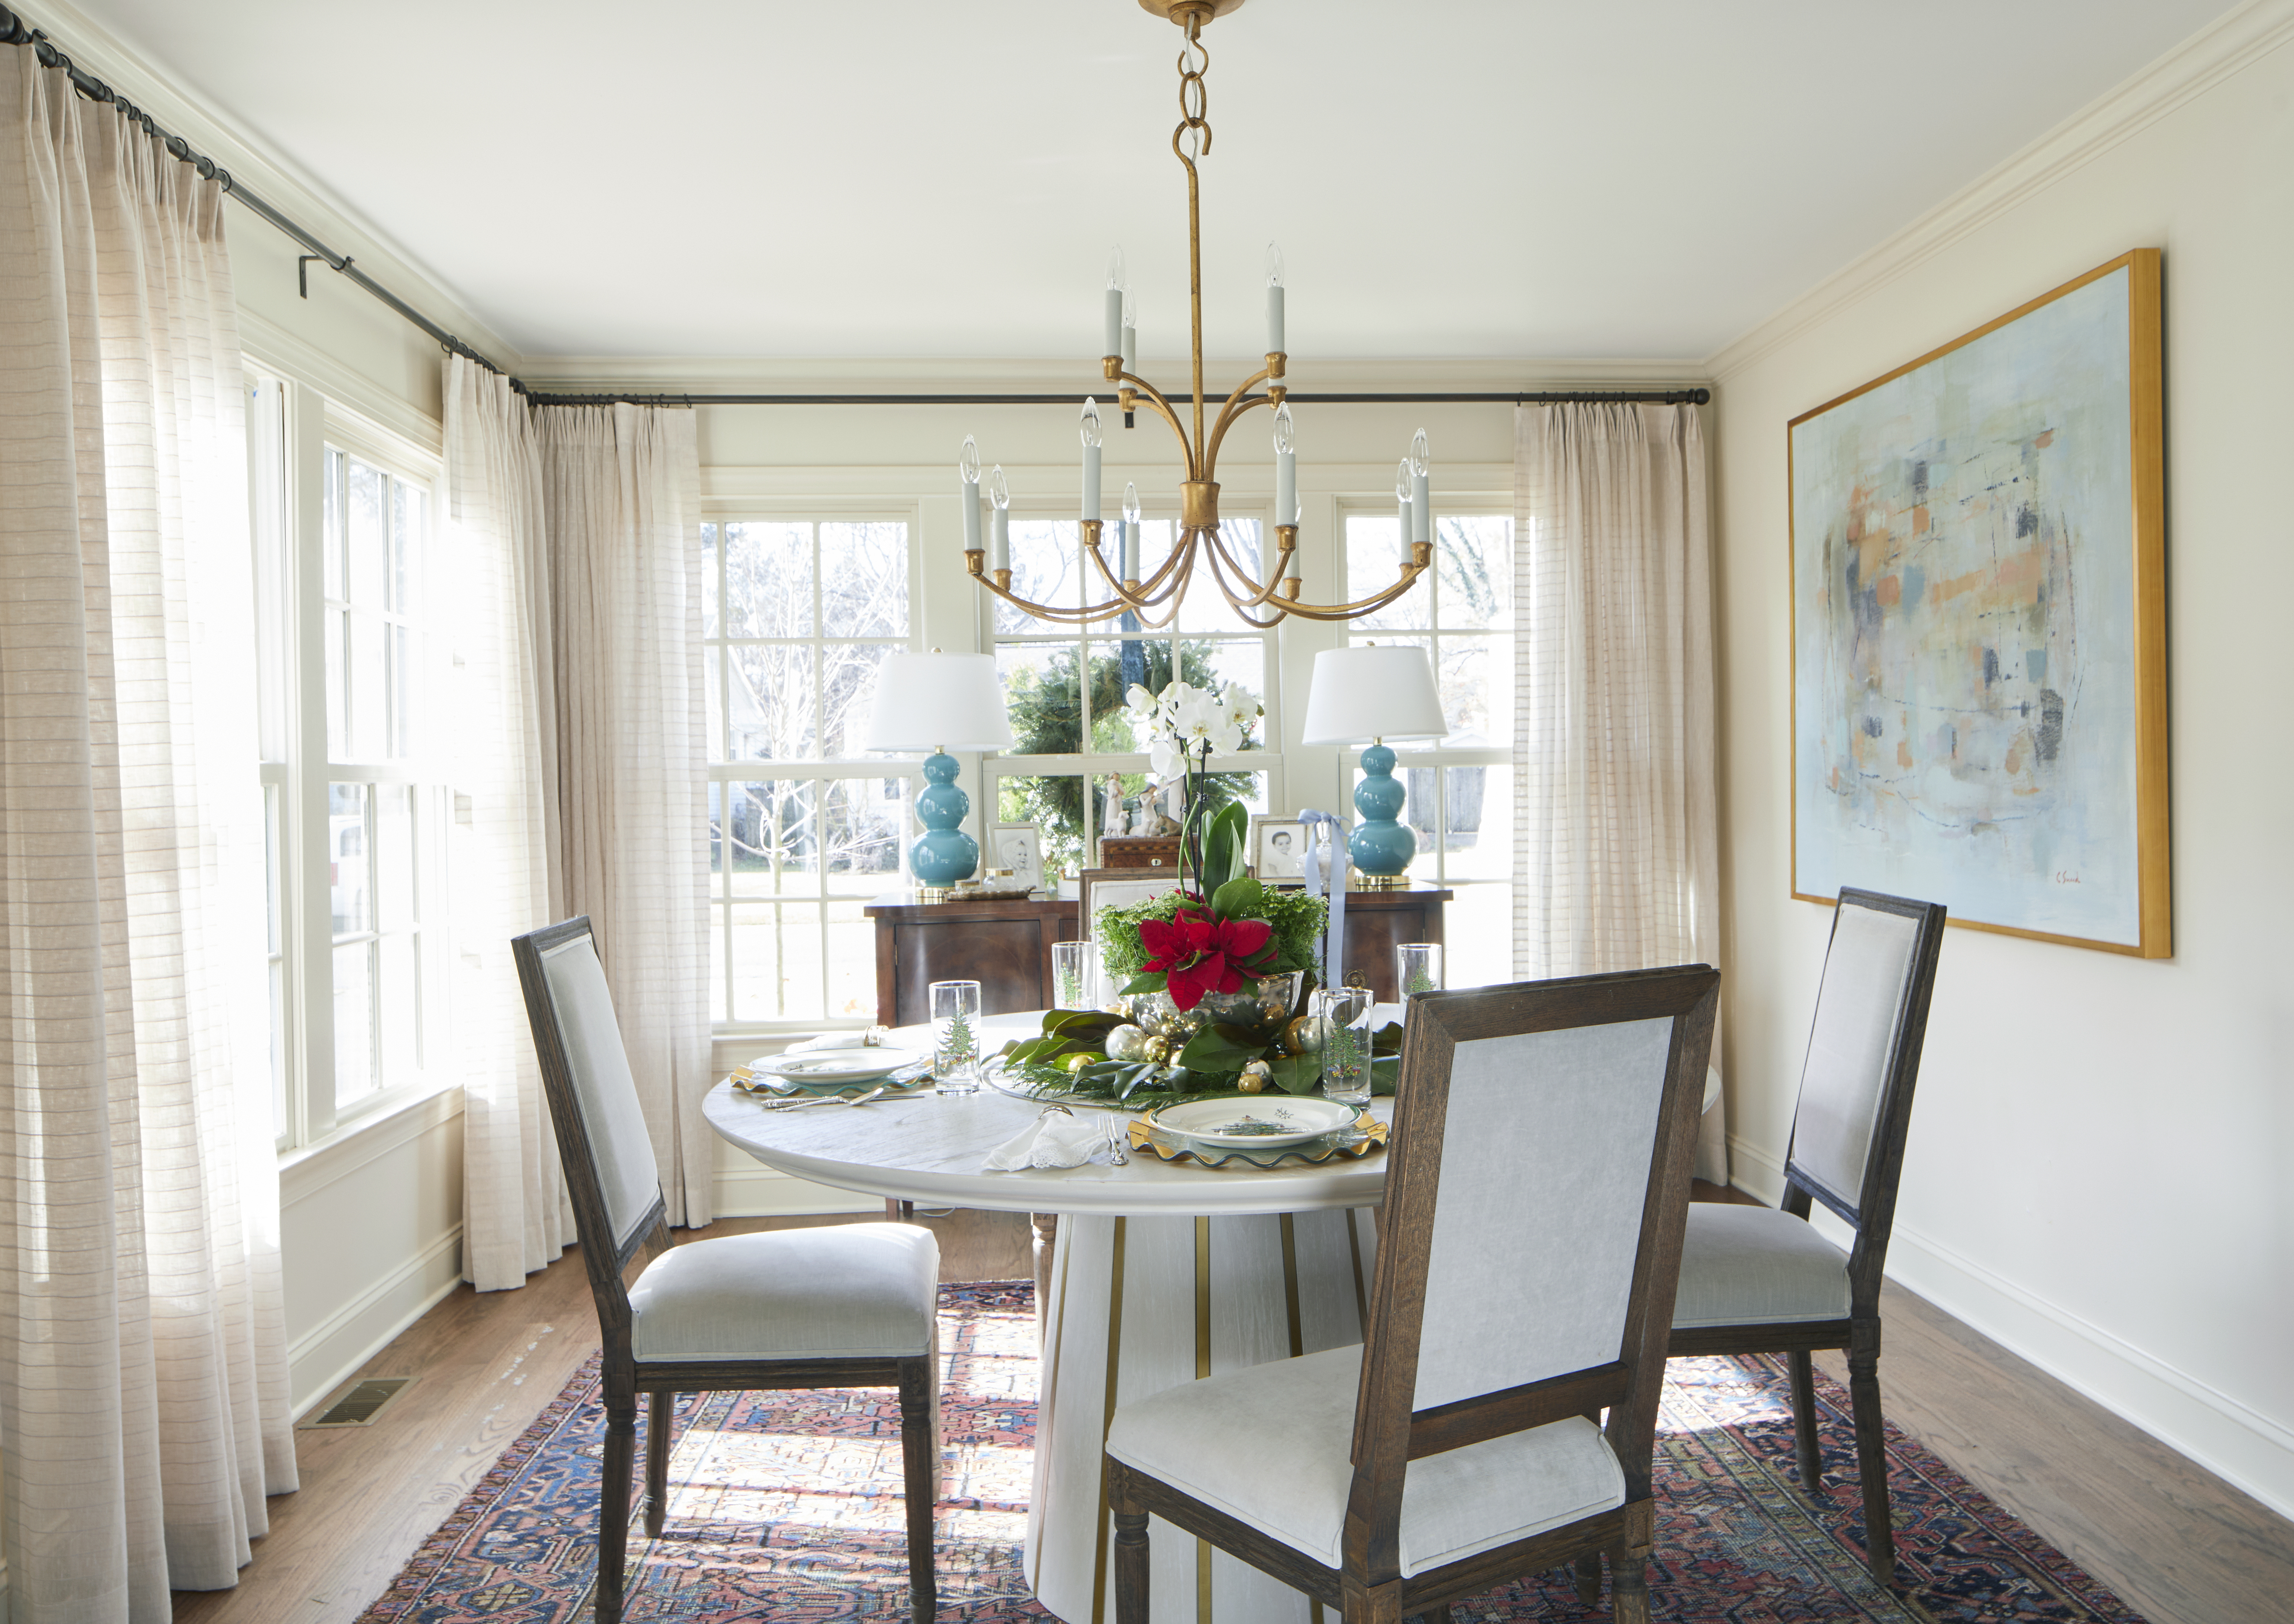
top-left (174, 1199), bottom-right (2293, 1624)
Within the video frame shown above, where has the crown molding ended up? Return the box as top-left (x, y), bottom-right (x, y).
top-left (14, 0), bottom-right (523, 374)
top-left (508, 353), bottom-right (1710, 396)
top-left (1704, 0), bottom-right (2294, 382)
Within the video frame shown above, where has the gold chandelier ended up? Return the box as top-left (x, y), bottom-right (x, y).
top-left (959, 0), bottom-right (1434, 629)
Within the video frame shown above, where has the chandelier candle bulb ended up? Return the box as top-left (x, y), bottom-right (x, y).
top-left (1273, 403), bottom-right (1297, 527)
top-left (1266, 241), bottom-right (1285, 353)
top-left (960, 436), bottom-right (982, 553)
top-left (1395, 460), bottom-right (1414, 551)
top-left (1122, 293), bottom-right (1138, 372)
top-left (1080, 399), bottom-right (1104, 521)
top-left (1410, 428), bottom-right (1432, 548)
top-left (1104, 247), bottom-right (1126, 357)
top-left (1122, 483), bottom-right (1142, 580)
top-left (988, 465), bottom-right (1011, 573)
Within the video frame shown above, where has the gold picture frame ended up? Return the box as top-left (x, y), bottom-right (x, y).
top-left (1788, 248), bottom-right (2168, 957)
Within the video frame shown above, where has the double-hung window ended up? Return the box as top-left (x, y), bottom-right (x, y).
top-left (702, 518), bottom-right (914, 1027)
top-left (1345, 509), bottom-right (1514, 987)
top-left (252, 370), bottom-right (450, 1148)
top-left (988, 513), bottom-right (1276, 874)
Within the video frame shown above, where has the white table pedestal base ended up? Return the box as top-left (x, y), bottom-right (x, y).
top-left (1028, 1208), bottom-right (1380, 1624)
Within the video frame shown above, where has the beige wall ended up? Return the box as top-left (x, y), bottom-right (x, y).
top-left (1707, 18), bottom-right (2294, 1516)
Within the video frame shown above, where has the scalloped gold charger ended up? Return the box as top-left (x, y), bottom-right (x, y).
top-left (1127, 1113), bottom-right (1386, 1168)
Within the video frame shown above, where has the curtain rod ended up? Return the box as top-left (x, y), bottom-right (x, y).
top-left (1, 4), bottom-right (514, 379)
top-left (518, 389), bottom-right (1712, 408)
top-left (1, 8), bottom-right (1710, 417)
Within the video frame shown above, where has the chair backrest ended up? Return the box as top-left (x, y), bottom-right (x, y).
top-left (511, 917), bottom-right (669, 1329)
top-left (1079, 868), bottom-right (1184, 953)
top-left (1783, 890), bottom-right (1946, 1253)
top-left (1348, 966), bottom-right (1719, 1572)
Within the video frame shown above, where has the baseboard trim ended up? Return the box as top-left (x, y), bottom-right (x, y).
top-left (1722, 1132), bottom-right (2293, 1520)
top-left (1881, 1221), bottom-right (2294, 1522)
top-left (712, 1167), bottom-right (880, 1219)
top-left (288, 1225), bottom-right (465, 1418)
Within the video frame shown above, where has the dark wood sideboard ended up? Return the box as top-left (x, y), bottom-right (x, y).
top-left (863, 884), bottom-right (1452, 1027)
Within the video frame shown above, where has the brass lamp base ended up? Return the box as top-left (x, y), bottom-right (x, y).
top-left (1353, 873), bottom-right (1413, 892)
top-left (915, 886), bottom-right (955, 905)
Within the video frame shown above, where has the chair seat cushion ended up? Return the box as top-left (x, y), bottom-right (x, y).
top-left (1671, 1203), bottom-right (1850, 1330)
top-left (630, 1222), bottom-right (938, 1363)
top-left (1106, 1345), bottom-right (1624, 1578)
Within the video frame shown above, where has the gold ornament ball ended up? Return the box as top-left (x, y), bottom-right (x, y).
top-left (1235, 1072), bottom-right (1264, 1094)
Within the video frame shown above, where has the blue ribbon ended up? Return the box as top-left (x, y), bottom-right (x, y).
top-left (1298, 808), bottom-right (1348, 991)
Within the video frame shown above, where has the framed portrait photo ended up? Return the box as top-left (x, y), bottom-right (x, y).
top-left (990, 822), bottom-right (1045, 894)
top-left (1251, 816), bottom-right (1309, 886)
top-left (1790, 248), bottom-right (2168, 956)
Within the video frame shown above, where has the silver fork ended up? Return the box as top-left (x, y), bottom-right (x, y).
top-left (1103, 1113), bottom-right (1130, 1166)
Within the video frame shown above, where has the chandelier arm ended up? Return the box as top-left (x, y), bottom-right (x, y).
top-left (1201, 524), bottom-right (1293, 610)
top-left (970, 539), bottom-right (1196, 627)
top-left (1196, 536), bottom-right (1291, 628)
top-left (1200, 365), bottom-right (1271, 459)
top-left (1200, 388), bottom-right (1272, 481)
top-left (1258, 568), bottom-right (1438, 622)
top-left (1112, 368), bottom-right (1199, 478)
top-left (1083, 523), bottom-right (1193, 606)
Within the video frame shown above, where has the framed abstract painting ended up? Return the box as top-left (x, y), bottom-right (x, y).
top-left (1790, 249), bottom-right (2168, 956)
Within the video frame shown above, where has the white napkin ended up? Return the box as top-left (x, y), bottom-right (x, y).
top-left (787, 1031), bottom-right (883, 1053)
top-left (984, 1111), bottom-right (1108, 1171)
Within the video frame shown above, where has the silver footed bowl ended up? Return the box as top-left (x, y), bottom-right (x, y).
top-left (1123, 970), bottom-right (1302, 1046)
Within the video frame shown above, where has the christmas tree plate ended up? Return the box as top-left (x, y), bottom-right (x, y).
top-left (1145, 1094), bottom-right (1361, 1149)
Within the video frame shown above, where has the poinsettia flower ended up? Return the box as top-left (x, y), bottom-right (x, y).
top-left (1139, 906), bottom-right (1277, 1011)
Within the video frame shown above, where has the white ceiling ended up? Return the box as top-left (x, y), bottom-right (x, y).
top-left (70, 0), bottom-right (2231, 363)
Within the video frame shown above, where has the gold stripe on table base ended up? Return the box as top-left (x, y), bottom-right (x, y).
top-left (1090, 1218), bottom-right (1129, 1624)
top-left (1196, 1217), bottom-right (1212, 1624)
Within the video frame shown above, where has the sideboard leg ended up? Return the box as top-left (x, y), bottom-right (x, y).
top-left (885, 1198), bottom-right (915, 1223)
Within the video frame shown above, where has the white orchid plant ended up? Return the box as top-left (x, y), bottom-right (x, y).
top-left (1123, 678), bottom-right (1262, 898)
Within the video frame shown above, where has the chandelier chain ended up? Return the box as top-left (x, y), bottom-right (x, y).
top-left (963, 1), bottom-right (1438, 629)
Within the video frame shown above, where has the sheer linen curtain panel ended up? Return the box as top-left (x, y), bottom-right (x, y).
top-left (444, 357), bottom-right (575, 1288)
top-left (537, 405), bottom-right (713, 1229)
top-left (1, 54), bottom-right (295, 1624)
top-left (1513, 401), bottom-right (1728, 1184)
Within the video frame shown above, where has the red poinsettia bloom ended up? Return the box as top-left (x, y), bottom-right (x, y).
top-left (1138, 906), bottom-right (1276, 1011)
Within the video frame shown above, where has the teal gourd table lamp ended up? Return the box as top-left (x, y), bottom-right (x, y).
top-left (861, 651), bottom-right (1014, 903)
top-left (1299, 644), bottom-right (1450, 890)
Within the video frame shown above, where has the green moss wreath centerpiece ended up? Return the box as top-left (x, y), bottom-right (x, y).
top-left (996, 684), bottom-right (1397, 1108)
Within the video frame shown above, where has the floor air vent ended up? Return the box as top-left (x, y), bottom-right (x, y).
top-left (303, 1376), bottom-right (415, 1428)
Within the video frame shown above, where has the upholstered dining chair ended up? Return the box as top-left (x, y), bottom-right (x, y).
top-left (1666, 887), bottom-right (1946, 1585)
top-left (512, 917), bottom-right (942, 1624)
top-left (1105, 964), bottom-right (1720, 1624)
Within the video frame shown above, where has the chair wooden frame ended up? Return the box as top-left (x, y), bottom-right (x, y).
top-left (1107, 965), bottom-right (1720, 1624)
top-left (1666, 888), bottom-right (1946, 1585)
top-left (512, 917), bottom-right (940, 1624)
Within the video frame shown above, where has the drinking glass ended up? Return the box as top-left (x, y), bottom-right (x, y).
top-left (1397, 943), bottom-right (1444, 999)
top-left (1312, 986), bottom-right (1376, 1127)
top-left (1052, 940), bottom-right (1099, 1012)
top-left (930, 979), bottom-right (984, 1094)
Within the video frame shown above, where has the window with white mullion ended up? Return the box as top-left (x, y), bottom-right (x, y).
top-left (988, 515), bottom-right (1278, 880)
top-left (1345, 507), bottom-right (1515, 987)
top-left (704, 516), bottom-right (912, 1029)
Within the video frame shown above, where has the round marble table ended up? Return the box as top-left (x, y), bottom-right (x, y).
top-left (705, 1016), bottom-right (1720, 1623)
top-left (703, 1011), bottom-right (1388, 1624)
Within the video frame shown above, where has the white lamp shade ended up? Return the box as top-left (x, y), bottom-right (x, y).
top-left (861, 651), bottom-right (1015, 753)
top-left (1299, 645), bottom-right (1449, 746)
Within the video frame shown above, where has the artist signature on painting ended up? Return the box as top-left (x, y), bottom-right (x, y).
top-left (2053, 871), bottom-right (2082, 884)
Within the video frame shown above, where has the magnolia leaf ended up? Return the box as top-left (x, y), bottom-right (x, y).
top-left (1371, 1021), bottom-right (1405, 1056)
top-left (1046, 1009), bottom-right (1123, 1040)
top-left (1266, 1054), bottom-right (1318, 1095)
top-left (1371, 1054), bottom-right (1400, 1095)
top-left (1209, 874), bottom-right (1266, 923)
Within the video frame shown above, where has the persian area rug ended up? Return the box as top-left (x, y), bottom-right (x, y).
top-left (356, 1281), bottom-right (2146, 1624)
